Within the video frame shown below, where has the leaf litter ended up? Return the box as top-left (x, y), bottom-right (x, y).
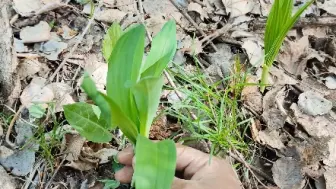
top-left (1, 0), bottom-right (336, 188)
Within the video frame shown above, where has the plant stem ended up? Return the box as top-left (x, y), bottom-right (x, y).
top-left (260, 64), bottom-right (270, 92)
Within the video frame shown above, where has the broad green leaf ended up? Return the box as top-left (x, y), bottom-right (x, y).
top-left (100, 180), bottom-right (120, 189)
top-left (81, 73), bottom-right (115, 129)
top-left (102, 23), bottom-right (122, 62)
top-left (141, 20), bottom-right (177, 78)
top-left (107, 24), bottom-right (145, 126)
top-left (132, 76), bottom-right (164, 137)
top-left (28, 104), bottom-right (46, 119)
top-left (101, 94), bottom-right (138, 144)
top-left (63, 102), bottom-right (112, 143)
top-left (134, 136), bottom-right (176, 189)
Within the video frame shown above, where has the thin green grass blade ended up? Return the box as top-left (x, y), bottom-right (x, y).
top-left (107, 24), bottom-right (145, 126)
top-left (141, 20), bottom-right (177, 78)
top-left (132, 76), bottom-right (164, 137)
top-left (81, 72), bottom-right (115, 129)
top-left (64, 102), bottom-right (112, 143)
top-left (134, 135), bottom-right (176, 189)
top-left (102, 23), bottom-right (122, 62)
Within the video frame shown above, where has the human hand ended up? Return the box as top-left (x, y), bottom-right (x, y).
top-left (115, 144), bottom-right (242, 189)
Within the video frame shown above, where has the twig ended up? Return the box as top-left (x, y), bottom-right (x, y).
top-left (252, 16), bottom-right (336, 30)
top-left (44, 155), bottom-right (67, 189)
top-left (137, 0), bottom-right (198, 120)
top-left (47, 0), bottom-right (104, 84)
top-left (5, 105), bottom-right (25, 148)
top-left (168, 0), bottom-right (218, 52)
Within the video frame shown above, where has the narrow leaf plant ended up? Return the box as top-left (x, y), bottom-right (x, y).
top-left (261, 0), bottom-right (314, 92)
top-left (64, 20), bottom-right (177, 189)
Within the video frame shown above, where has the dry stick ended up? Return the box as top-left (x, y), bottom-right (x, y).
top-left (228, 151), bottom-right (274, 184)
top-left (47, 0), bottom-right (104, 84)
top-left (168, 0), bottom-right (218, 52)
top-left (5, 105), bottom-right (25, 148)
top-left (252, 16), bottom-right (336, 30)
top-left (44, 155), bottom-right (67, 189)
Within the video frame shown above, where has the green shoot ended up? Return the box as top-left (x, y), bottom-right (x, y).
top-left (261, 0), bottom-right (314, 92)
top-left (64, 20), bottom-right (178, 189)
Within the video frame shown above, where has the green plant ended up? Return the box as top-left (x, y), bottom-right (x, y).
top-left (260, 0), bottom-right (314, 92)
top-left (64, 20), bottom-right (177, 189)
top-left (168, 57), bottom-right (250, 154)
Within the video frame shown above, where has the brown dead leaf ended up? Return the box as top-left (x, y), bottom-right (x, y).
top-left (258, 129), bottom-right (285, 150)
top-left (268, 66), bottom-right (298, 86)
top-left (291, 103), bottom-right (336, 138)
top-left (324, 137), bottom-right (336, 167)
top-left (20, 78), bottom-right (74, 112)
top-left (188, 2), bottom-right (208, 20)
top-left (222, 0), bottom-right (260, 18)
top-left (83, 54), bottom-right (108, 93)
top-left (65, 160), bottom-right (96, 171)
top-left (242, 39), bottom-right (264, 67)
top-left (83, 4), bottom-right (127, 23)
top-left (278, 36), bottom-right (310, 75)
top-left (17, 59), bottom-right (42, 79)
top-left (324, 166), bottom-right (336, 189)
top-left (64, 134), bottom-right (86, 162)
top-left (84, 148), bottom-right (118, 164)
top-left (241, 76), bottom-right (262, 114)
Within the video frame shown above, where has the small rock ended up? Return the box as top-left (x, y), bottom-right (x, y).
top-left (20, 21), bottom-right (51, 43)
top-left (0, 166), bottom-right (16, 189)
top-left (324, 166), bottom-right (336, 189)
top-left (272, 157), bottom-right (306, 189)
top-left (0, 146), bottom-right (37, 176)
top-left (325, 76), bottom-right (336, 90)
top-left (37, 33), bottom-right (68, 60)
top-left (15, 120), bottom-right (33, 146)
top-left (14, 38), bottom-right (28, 53)
top-left (298, 91), bottom-right (333, 116)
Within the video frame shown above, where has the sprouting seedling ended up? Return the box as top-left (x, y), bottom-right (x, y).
top-left (260, 0), bottom-right (314, 92)
top-left (64, 20), bottom-right (177, 189)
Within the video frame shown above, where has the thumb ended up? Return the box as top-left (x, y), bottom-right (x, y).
top-left (171, 178), bottom-right (198, 189)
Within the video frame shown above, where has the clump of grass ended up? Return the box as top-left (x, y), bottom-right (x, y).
top-left (167, 57), bottom-right (250, 154)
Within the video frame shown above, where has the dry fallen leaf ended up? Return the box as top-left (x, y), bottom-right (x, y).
top-left (242, 39), bottom-right (264, 67)
top-left (222, 0), bottom-right (260, 18)
top-left (65, 160), bottom-right (96, 171)
top-left (278, 36), bottom-right (310, 75)
top-left (323, 137), bottom-right (336, 167)
top-left (258, 129), bottom-right (285, 150)
top-left (241, 76), bottom-right (263, 114)
top-left (64, 134), bottom-right (86, 162)
top-left (272, 157), bottom-right (306, 189)
top-left (297, 91), bottom-right (333, 116)
top-left (0, 166), bottom-right (16, 189)
top-left (20, 21), bottom-right (51, 43)
top-left (20, 77), bottom-right (74, 112)
top-left (83, 54), bottom-right (108, 92)
top-left (17, 59), bottom-right (42, 79)
top-left (317, 0), bottom-right (336, 16)
top-left (83, 4), bottom-right (127, 23)
top-left (13, 0), bottom-right (42, 16)
top-left (291, 103), bottom-right (336, 138)
top-left (324, 166), bottom-right (336, 189)
top-left (188, 2), bottom-right (208, 20)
